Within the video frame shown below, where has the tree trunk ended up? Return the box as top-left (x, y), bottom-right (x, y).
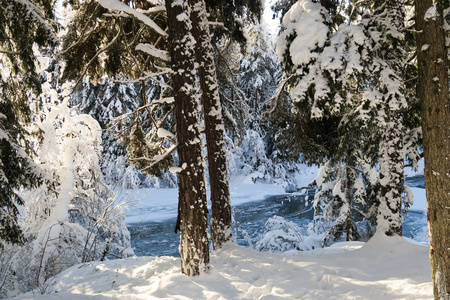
top-left (189, 0), bottom-right (233, 250)
top-left (415, 0), bottom-right (450, 298)
top-left (377, 116), bottom-right (404, 236)
top-left (165, 0), bottom-right (209, 276)
top-left (344, 150), bottom-right (356, 241)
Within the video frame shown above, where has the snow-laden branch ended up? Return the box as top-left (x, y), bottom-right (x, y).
top-left (207, 21), bottom-right (225, 27)
top-left (133, 144), bottom-right (178, 172)
top-left (157, 128), bottom-right (176, 143)
top-left (97, 0), bottom-right (168, 37)
top-left (14, 0), bottom-right (58, 43)
top-left (136, 6), bottom-right (166, 14)
top-left (113, 69), bottom-right (171, 87)
top-left (152, 97), bottom-right (174, 104)
top-left (135, 43), bottom-right (170, 61)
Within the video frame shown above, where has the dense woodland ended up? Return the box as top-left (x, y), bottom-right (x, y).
top-left (0, 0), bottom-right (449, 298)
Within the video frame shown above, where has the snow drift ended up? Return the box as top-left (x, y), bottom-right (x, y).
top-left (14, 233), bottom-right (432, 299)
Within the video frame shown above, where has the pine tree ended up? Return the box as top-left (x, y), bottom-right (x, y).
top-left (189, 0), bottom-right (232, 249)
top-left (362, 0), bottom-right (410, 236)
top-left (62, 0), bottom-right (212, 275)
top-left (0, 0), bottom-right (57, 248)
top-left (165, 0), bottom-right (210, 275)
top-left (273, 0), bottom-right (420, 242)
top-left (415, 0), bottom-right (450, 297)
top-left (239, 25), bottom-right (281, 122)
top-left (274, 0), bottom-right (370, 243)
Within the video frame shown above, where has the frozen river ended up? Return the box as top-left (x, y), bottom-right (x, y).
top-left (126, 175), bottom-right (428, 257)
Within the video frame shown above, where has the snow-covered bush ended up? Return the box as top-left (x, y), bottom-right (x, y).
top-left (0, 92), bottom-right (134, 298)
top-left (255, 216), bottom-right (309, 252)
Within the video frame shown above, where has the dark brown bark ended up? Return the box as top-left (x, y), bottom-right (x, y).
top-left (189, 0), bottom-right (233, 249)
top-left (415, 1), bottom-right (450, 298)
top-left (165, 0), bottom-right (209, 276)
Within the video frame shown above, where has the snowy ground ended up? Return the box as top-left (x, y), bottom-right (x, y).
top-left (13, 232), bottom-right (432, 299)
top-left (12, 167), bottom-right (432, 299)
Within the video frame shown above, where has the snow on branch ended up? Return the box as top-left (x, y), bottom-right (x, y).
top-left (157, 128), bottom-right (176, 143)
top-left (135, 43), bottom-right (170, 61)
top-left (136, 6), bottom-right (166, 14)
top-left (113, 69), bottom-right (171, 84)
top-left (207, 21), bottom-right (225, 27)
top-left (14, 0), bottom-right (58, 43)
top-left (141, 144), bottom-right (178, 172)
top-left (97, 0), bottom-right (168, 37)
top-left (152, 97), bottom-right (174, 105)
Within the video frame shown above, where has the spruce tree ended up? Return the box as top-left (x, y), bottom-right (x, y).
top-left (273, 0), bottom-right (419, 242)
top-left (362, 0), bottom-right (410, 236)
top-left (165, 0), bottom-right (210, 275)
top-left (0, 0), bottom-right (57, 248)
top-left (274, 0), bottom-right (368, 243)
top-left (189, 0), bottom-right (232, 250)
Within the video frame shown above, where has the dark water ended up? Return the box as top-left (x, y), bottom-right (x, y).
top-left (405, 175), bottom-right (426, 188)
top-left (128, 176), bottom-right (427, 257)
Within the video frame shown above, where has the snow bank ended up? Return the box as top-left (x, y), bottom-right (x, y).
top-left (15, 235), bottom-right (432, 299)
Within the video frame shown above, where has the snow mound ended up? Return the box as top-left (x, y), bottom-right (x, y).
top-left (15, 235), bottom-right (432, 299)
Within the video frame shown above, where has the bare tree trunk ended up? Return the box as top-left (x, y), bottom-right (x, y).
top-left (165, 0), bottom-right (209, 276)
top-left (415, 0), bottom-right (450, 298)
top-left (189, 0), bottom-right (233, 250)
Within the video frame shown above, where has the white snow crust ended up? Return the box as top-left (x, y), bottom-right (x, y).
top-left (14, 232), bottom-right (432, 299)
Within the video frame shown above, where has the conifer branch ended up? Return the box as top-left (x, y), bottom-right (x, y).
top-left (71, 29), bottom-right (122, 92)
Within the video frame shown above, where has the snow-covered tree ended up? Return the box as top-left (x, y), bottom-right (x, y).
top-left (19, 95), bottom-right (132, 289)
top-left (274, 0), bottom-right (367, 243)
top-left (361, 0), bottom-right (412, 236)
top-left (189, 0), bottom-right (233, 250)
top-left (164, 0), bottom-right (210, 275)
top-left (0, 69), bottom-right (133, 296)
top-left (274, 0), bottom-right (419, 242)
top-left (0, 0), bottom-right (57, 248)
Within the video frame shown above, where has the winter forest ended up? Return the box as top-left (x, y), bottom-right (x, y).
top-left (1, 0), bottom-right (449, 299)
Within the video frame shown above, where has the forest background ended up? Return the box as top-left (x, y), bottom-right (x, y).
top-left (0, 0), bottom-right (449, 299)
